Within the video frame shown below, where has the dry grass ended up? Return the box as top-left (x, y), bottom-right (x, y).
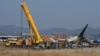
top-left (0, 48), bottom-right (100, 56)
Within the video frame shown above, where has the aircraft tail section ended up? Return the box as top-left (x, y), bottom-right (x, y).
top-left (78, 24), bottom-right (88, 39)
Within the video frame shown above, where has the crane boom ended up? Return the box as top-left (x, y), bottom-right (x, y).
top-left (21, 2), bottom-right (43, 43)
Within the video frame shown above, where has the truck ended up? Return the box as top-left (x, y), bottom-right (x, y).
top-left (5, 2), bottom-right (44, 49)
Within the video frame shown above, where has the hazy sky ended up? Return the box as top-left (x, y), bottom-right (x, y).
top-left (0, 0), bottom-right (100, 30)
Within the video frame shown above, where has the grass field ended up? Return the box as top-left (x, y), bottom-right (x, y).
top-left (0, 42), bottom-right (100, 56)
top-left (0, 48), bottom-right (100, 56)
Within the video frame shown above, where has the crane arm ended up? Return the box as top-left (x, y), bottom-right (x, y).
top-left (21, 2), bottom-right (43, 43)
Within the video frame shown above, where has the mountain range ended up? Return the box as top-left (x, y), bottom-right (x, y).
top-left (0, 25), bottom-right (100, 35)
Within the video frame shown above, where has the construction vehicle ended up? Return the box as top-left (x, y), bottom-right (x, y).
top-left (5, 2), bottom-right (44, 49)
top-left (5, 35), bottom-right (23, 47)
top-left (21, 2), bottom-right (44, 48)
top-left (5, 38), bottom-right (23, 47)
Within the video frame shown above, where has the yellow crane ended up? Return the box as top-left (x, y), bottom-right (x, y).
top-left (21, 2), bottom-right (43, 44)
top-left (21, 2), bottom-right (44, 48)
top-left (5, 2), bottom-right (44, 48)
